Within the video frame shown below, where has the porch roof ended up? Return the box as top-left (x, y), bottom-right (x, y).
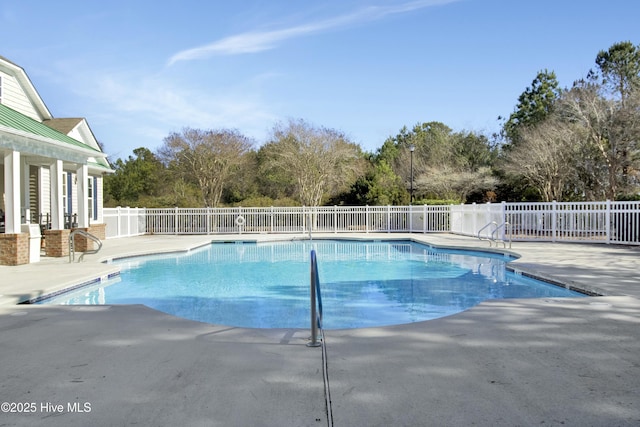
top-left (0, 104), bottom-right (99, 152)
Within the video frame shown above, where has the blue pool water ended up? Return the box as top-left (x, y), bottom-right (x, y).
top-left (40, 240), bottom-right (585, 328)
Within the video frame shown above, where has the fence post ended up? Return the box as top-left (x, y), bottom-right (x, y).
top-left (206, 207), bottom-right (210, 235)
top-left (421, 204), bottom-right (425, 233)
top-left (172, 207), bottom-right (176, 235)
top-left (551, 200), bottom-right (557, 243)
top-left (501, 201), bottom-right (507, 240)
top-left (450, 204), bottom-right (455, 233)
top-left (302, 206), bottom-right (306, 235)
top-left (472, 203), bottom-right (478, 236)
top-left (270, 206), bottom-right (274, 233)
top-left (387, 205), bottom-right (391, 233)
top-left (365, 205), bottom-right (369, 233)
top-left (334, 205), bottom-right (338, 234)
top-left (125, 207), bottom-right (131, 237)
top-left (605, 199), bottom-right (611, 244)
top-left (116, 206), bottom-right (122, 238)
top-left (141, 208), bottom-right (146, 235)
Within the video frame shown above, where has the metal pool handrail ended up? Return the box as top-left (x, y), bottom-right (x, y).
top-left (307, 249), bottom-right (323, 347)
top-left (477, 220), bottom-right (498, 243)
top-left (491, 221), bottom-right (512, 248)
top-left (69, 229), bottom-right (103, 263)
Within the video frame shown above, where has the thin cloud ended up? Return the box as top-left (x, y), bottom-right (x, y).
top-left (168, 0), bottom-right (458, 65)
top-left (64, 66), bottom-right (278, 152)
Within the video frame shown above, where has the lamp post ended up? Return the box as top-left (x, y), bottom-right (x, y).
top-left (409, 144), bottom-right (415, 204)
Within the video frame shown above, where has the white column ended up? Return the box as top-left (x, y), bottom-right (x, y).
top-left (50, 160), bottom-right (64, 230)
top-left (38, 167), bottom-right (47, 222)
top-left (22, 158), bottom-right (30, 222)
top-left (4, 150), bottom-right (21, 234)
top-left (76, 164), bottom-right (89, 228)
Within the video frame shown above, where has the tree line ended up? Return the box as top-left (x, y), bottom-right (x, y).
top-left (104, 41), bottom-right (640, 208)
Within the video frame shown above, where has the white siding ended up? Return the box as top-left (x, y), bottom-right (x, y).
top-left (66, 125), bottom-right (83, 142)
top-left (67, 120), bottom-right (101, 151)
top-left (28, 165), bottom-right (38, 221)
top-left (39, 166), bottom-right (51, 217)
top-left (96, 175), bottom-right (104, 223)
top-left (0, 70), bottom-right (42, 120)
top-left (70, 172), bottom-right (78, 218)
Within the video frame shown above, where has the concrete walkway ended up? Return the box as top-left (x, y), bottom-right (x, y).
top-left (0, 234), bottom-right (639, 426)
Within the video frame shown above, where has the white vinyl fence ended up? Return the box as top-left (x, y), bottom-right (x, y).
top-left (103, 201), bottom-right (640, 245)
top-left (103, 207), bottom-right (147, 238)
top-left (449, 201), bottom-right (640, 244)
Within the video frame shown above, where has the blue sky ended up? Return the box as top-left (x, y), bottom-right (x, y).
top-left (3, 0), bottom-right (639, 159)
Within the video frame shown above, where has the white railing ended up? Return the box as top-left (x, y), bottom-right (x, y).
top-left (136, 205), bottom-right (450, 235)
top-left (103, 201), bottom-right (640, 245)
top-left (503, 200), bottom-right (640, 244)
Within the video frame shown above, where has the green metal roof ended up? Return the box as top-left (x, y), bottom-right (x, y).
top-left (0, 103), bottom-right (101, 154)
top-left (89, 157), bottom-right (112, 171)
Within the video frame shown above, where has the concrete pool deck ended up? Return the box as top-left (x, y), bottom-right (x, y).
top-left (0, 233), bottom-right (638, 426)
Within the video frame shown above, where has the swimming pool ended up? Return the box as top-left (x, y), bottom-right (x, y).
top-left (39, 239), bottom-right (586, 328)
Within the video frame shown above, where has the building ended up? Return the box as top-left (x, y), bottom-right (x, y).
top-left (0, 55), bottom-right (113, 265)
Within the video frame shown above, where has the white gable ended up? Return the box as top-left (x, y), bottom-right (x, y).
top-left (0, 57), bottom-right (51, 121)
top-left (67, 119), bottom-right (101, 151)
top-left (0, 71), bottom-right (41, 120)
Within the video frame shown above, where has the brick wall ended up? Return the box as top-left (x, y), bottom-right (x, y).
top-left (68, 224), bottom-right (106, 252)
top-left (75, 228), bottom-right (92, 252)
top-left (42, 225), bottom-right (105, 257)
top-left (44, 229), bottom-right (70, 257)
top-left (0, 233), bottom-right (29, 266)
top-left (89, 223), bottom-right (106, 241)
top-left (73, 224), bottom-right (107, 252)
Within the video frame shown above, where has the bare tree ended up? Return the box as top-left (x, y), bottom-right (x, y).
top-left (262, 119), bottom-right (365, 206)
top-left (416, 166), bottom-right (497, 202)
top-left (158, 128), bottom-right (253, 207)
top-left (558, 82), bottom-right (640, 199)
top-left (502, 119), bottom-right (581, 202)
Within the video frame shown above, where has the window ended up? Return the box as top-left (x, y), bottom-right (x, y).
top-left (65, 172), bottom-right (73, 227)
top-left (62, 172), bottom-right (68, 215)
top-left (93, 177), bottom-right (98, 221)
top-left (87, 176), bottom-right (98, 220)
